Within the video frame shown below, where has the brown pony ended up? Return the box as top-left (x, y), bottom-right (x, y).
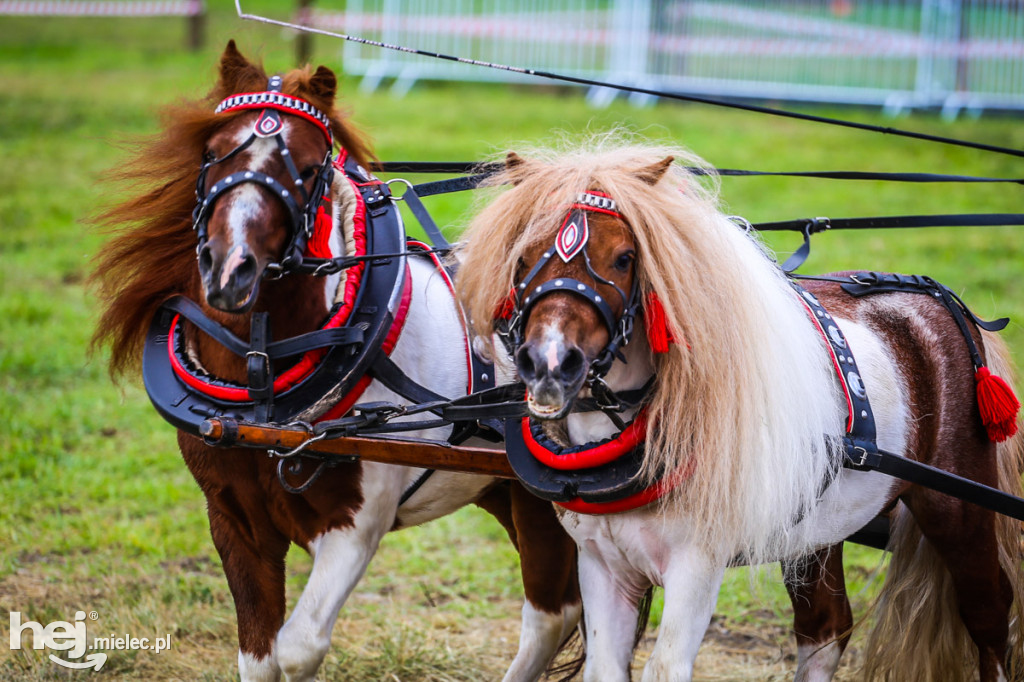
top-left (92, 42), bottom-right (580, 681)
top-left (455, 141), bottom-right (1024, 682)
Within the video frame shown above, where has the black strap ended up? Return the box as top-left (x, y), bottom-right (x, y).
top-left (247, 312), bottom-right (273, 421)
top-left (846, 446), bottom-right (1024, 523)
top-left (399, 469), bottom-right (436, 505)
top-left (767, 214), bottom-right (1024, 272)
top-left (369, 353), bottom-right (451, 415)
top-left (835, 272), bottom-right (1010, 333)
top-left (400, 186), bottom-right (452, 250)
top-left (373, 162), bottom-right (1024, 186)
top-left (413, 174), bottom-right (491, 197)
top-left (163, 296), bottom-right (364, 359)
top-left (758, 212), bottom-right (1024, 233)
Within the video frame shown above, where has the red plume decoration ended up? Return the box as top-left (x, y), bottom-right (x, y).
top-left (494, 288), bottom-right (517, 321)
top-left (975, 366), bottom-right (1020, 442)
top-left (645, 293), bottom-right (676, 353)
top-left (304, 199), bottom-right (333, 259)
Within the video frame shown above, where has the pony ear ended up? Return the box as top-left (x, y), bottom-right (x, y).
top-left (218, 40), bottom-right (263, 93)
top-left (309, 65), bottom-right (338, 103)
top-left (505, 152), bottom-right (533, 185)
top-left (635, 156), bottom-right (675, 185)
top-left (506, 151), bottom-right (526, 169)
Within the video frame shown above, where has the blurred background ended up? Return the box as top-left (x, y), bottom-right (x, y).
top-left (1, 1), bottom-right (1021, 679)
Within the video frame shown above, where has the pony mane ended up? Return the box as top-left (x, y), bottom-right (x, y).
top-left (91, 56), bottom-right (373, 378)
top-left (456, 137), bottom-right (842, 560)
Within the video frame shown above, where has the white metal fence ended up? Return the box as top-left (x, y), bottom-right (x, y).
top-left (314, 0), bottom-right (1024, 115)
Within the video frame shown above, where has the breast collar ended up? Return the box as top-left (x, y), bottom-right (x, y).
top-left (143, 153), bottom-right (410, 436)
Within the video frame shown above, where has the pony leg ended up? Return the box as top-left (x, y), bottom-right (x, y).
top-left (505, 484), bottom-right (582, 681)
top-left (577, 549), bottom-right (646, 682)
top-left (782, 544), bottom-right (851, 682)
top-left (274, 464), bottom-right (402, 682)
top-left (208, 499), bottom-right (289, 682)
top-left (475, 483), bottom-right (583, 682)
top-left (641, 549), bottom-right (725, 682)
top-left (182, 438), bottom-right (290, 682)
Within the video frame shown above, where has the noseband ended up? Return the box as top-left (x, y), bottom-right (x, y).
top-left (504, 191), bottom-right (642, 382)
top-left (192, 75), bottom-right (336, 273)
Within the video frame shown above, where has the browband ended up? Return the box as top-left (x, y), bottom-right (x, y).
top-left (215, 90), bottom-right (333, 145)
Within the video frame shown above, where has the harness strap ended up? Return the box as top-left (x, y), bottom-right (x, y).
top-left (771, 214), bottom-right (1024, 272)
top-left (162, 296), bottom-right (365, 360)
top-left (834, 271), bottom-right (1009, 332)
top-left (847, 445), bottom-right (1024, 523)
top-left (399, 185), bottom-right (452, 251)
top-left (247, 312), bottom-right (273, 421)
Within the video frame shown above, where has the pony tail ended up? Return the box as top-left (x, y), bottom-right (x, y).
top-left (862, 332), bottom-right (1024, 682)
top-left (861, 504), bottom-right (976, 682)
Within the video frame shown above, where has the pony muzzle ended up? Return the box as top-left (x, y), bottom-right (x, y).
top-left (199, 242), bottom-right (262, 313)
top-left (516, 339), bottom-right (588, 420)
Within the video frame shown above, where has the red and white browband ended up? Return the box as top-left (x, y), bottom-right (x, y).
top-left (215, 90), bottom-right (333, 145)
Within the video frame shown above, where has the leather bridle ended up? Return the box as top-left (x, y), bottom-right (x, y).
top-left (502, 191), bottom-right (642, 384)
top-left (192, 75), bottom-right (336, 274)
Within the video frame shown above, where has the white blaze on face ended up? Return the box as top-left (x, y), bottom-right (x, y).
top-left (220, 243), bottom-right (247, 289)
top-left (540, 324), bottom-right (567, 372)
top-left (217, 124), bottom-right (288, 254)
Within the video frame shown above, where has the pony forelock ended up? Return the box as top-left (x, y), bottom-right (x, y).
top-left (455, 137), bottom-right (843, 560)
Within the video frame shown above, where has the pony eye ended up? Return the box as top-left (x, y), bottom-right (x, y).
top-left (202, 150), bottom-right (216, 164)
top-left (613, 251), bottom-right (635, 272)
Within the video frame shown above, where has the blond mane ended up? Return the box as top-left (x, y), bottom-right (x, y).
top-left (455, 137), bottom-right (841, 560)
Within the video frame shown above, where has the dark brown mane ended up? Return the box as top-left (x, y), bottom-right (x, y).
top-left (91, 46), bottom-right (373, 378)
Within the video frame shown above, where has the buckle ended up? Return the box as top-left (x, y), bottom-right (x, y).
top-left (246, 350), bottom-right (270, 375)
top-left (807, 216), bottom-right (831, 234)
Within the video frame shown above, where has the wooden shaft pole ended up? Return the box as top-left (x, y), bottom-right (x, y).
top-left (200, 418), bottom-right (516, 479)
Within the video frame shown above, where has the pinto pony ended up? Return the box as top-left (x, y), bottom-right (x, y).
top-left (455, 141), bottom-right (1024, 681)
top-left (92, 42), bottom-right (580, 681)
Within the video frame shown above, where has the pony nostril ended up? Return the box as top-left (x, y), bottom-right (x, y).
top-left (559, 346), bottom-right (586, 383)
top-left (198, 245), bottom-right (214, 277)
top-left (516, 344), bottom-right (539, 382)
top-left (234, 253), bottom-right (258, 287)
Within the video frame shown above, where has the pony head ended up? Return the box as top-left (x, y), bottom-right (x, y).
top-left (505, 152), bottom-right (674, 419)
top-left (195, 41), bottom-right (339, 312)
top-left (456, 138), bottom-right (839, 560)
top-left (92, 41), bottom-right (372, 377)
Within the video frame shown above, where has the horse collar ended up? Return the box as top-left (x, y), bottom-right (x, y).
top-left (144, 155), bottom-right (409, 436)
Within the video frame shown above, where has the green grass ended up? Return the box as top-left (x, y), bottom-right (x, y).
top-left (1, 4), bottom-right (1022, 680)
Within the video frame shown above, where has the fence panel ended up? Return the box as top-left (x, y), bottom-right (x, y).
top-left (311, 0), bottom-right (1024, 113)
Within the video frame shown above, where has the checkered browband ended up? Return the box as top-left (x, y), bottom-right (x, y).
top-left (215, 91), bottom-right (333, 143)
top-left (575, 192), bottom-right (618, 213)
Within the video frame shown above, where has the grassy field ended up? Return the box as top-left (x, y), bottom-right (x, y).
top-left (1, 3), bottom-right (1022, 680)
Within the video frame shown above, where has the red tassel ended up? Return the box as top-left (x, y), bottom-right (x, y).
top-left (975, 366), bottom-right (1020, 442)
top-left (645, 293), bottom-right (675, 353)
top-left (304, 201), bottom-right (333, 259)
top-left (493, 289), bottom-right (517, 320)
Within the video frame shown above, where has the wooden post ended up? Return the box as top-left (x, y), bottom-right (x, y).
top-left (187, 0), bottom-right (205, 51)
top-left (296, 0), bottom-right (314, 64)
